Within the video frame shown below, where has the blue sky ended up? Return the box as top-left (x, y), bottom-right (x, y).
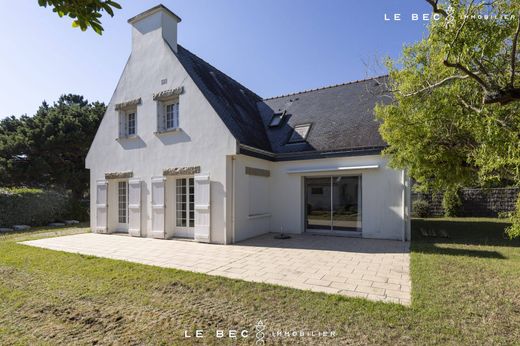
top-left (0, 0), bottom-right (432, 118)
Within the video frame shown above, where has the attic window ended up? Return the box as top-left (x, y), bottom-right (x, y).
top-left (288, 124), bottom-right (311, 143)
top-left (269, 111), bottom-right (285, 127)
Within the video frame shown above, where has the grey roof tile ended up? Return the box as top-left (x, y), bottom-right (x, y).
top-left (171, 43), bottom-right (388, 158)
top-left (259, 77), bottom-right (389, 154)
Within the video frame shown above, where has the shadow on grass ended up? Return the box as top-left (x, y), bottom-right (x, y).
top-left (412, 219), bottom-right (520, 247)
top-left (413, 243), bottom-right (506, 259)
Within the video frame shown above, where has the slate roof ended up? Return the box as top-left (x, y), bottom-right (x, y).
top-left (259, 77), bottom-right (389, 156)
top-left (174, 45), bottom-right (273, 152)
top-left (172, 44), bottom-right (389, 160)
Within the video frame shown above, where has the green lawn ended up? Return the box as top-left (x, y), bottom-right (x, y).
top-left (1, 219), bottom-right (519, 345)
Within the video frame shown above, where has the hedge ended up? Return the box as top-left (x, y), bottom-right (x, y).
top-left (0, 188), bottom-right (70, 227)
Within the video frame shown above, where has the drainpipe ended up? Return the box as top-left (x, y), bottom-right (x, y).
top-left (231, 156), bottom-right (236, 244)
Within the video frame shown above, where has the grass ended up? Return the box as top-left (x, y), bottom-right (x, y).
top-left (0, 219), bottom-right (519, 345)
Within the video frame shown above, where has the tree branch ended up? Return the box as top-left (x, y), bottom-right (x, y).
top-left (401, 75), bottom-right (470, 97)
top-left (458, 98), bottom-right (482, 114)
top-left (425, 0), bottom-right (447, 17)
top-left (443, 60), bottom-right (490, 90)
top-left (510, 16), bottom-right (520, 87)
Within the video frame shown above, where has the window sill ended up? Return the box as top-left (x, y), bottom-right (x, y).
top-left (116, 135), bottom-right (138, 141)
top-left (247, 213), bottom-right (271, 220)
top-left (154, 128), bottom-right (182, 136)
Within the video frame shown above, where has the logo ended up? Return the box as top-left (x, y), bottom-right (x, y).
top-left (255, 320), bottom-right (266, 345)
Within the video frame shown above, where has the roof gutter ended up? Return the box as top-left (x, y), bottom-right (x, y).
top-left (238, 143), bottom-right (386, 162)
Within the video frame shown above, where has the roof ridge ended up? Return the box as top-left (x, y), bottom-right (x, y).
top-left (262, 75), bottom-right (388, 101)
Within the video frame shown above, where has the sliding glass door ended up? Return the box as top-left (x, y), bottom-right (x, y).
top-left (305, 176), bottom-right (361, 233)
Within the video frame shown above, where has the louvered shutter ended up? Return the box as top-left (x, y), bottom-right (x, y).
top-left (151, 176), bottom-right (166, 239)
top-left (194, 173), bottom-right (210, 242)
top-left (128, 178), bottom-right (141, 237)
top-left (96, 180), bottom-right (108, 233)
top-left (157, 103), bottom-right (165, 132)
top-left (119, 112), bottom-right (126, 137)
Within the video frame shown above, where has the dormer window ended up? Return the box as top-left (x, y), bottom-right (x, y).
top-left (288, 123), bottom-right (311, 143)
top-left (269, 111), bottom-right (285, 127)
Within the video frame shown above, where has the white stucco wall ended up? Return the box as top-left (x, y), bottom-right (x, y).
top-left (232, 155), bottom-right (273, 242)
top-left (86, 11), bottom-right (236, 244)
top-left (232, 154), bottom-right (407, 242)
top-left (86, 7), bottom-right (408, 244)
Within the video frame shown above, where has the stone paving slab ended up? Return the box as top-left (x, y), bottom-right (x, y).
top-left (21, 233), bottom-right (411, 305)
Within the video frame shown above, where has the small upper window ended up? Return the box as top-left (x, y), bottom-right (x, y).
top-left (269, 111), bottom-right (285, 127)
top-left (119, 109), bottom-right (137, 138)
top-left (165, 102), bottom-right (179, 130)
top-left (288, 124), bottom-right (311, 143)
top-left (127, 112), bottom-right (136, 136)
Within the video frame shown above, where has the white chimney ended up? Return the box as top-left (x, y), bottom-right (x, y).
top-left (128, 4), bottom-right (182, 53)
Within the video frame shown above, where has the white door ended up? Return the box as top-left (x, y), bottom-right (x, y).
top-left (151, 176), bottom-right (166, 238)
top-left (95, 180), bottom-right (108, 233)
top-left (194, 173), bottom-right (210, 243)
top-left (128, 178), bottom-right (142, 237)
top-left (174, 177), bottom-right (195, 238)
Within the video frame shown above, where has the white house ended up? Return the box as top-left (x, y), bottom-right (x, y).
top-left (85, 4), bottom-right (411, 244)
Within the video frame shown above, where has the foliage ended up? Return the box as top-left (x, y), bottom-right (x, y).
top-left (65, 198), bottom-right (89, 221)
top-left (37, 0), bottom-right (121, 34)
top-left (506, 195), bottom-right (520, 238)
top-left (376, 0), bottom-right (520, 234)
top-left (0, 95), bottom-right (105, 200)
top-left (412, 199), bottom-right (431, 217)
top-left (442, 186), bottom-right (461, 217)
top-left (497, 211), bottom-right (513, 219)
top-left (0, 188), bottom-right (69, 227)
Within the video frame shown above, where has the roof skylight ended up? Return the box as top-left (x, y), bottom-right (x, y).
top-left (288, 123), bottom-right (311, 143)
top-left (269, 111), bottom-right (285, 127)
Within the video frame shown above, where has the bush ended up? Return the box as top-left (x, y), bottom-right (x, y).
top-left (0, 187), bottom-right (70, 227)
top-left (506, 195), bottom-right (520, 239)
top-left (412, 199), bottom-right (430, 218)
top-left (442, 187), bottom-right (461, 217)
top-left (498, 211), bottom-right (513, 219)
top-left (64, 198), bottom-right (89, 221)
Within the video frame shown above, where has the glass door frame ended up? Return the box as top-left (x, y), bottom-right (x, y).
top-left (303, 174), bottom-right (362, 235)
top-left (173, 176), bottom-right (195, 238)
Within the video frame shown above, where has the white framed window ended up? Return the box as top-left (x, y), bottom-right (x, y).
top-left (118, 181), bottom-right (128, 224)
top-left (164, 101), bottom-right (179, 130)
top-left (119, 109), bottom-right (137, 137)
top-left (175, 177), bottom-right (194, 228)
top-left (127, 112), bottom-right (136, 135)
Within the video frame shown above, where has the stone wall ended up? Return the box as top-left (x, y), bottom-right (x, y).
top-left (412, 188), bottom-right (519, 217)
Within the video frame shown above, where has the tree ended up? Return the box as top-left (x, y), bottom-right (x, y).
top-left (0, 95), bottom-right (105, 200)
top-left (375, 0), bottom-right (520, 237)
top-left (37, 0), bottom-right (121, 34)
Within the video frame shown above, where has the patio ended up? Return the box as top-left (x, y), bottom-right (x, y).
top-left (22, 232), bottom-right (411, 305)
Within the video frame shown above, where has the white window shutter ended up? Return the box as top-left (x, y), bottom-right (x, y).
top-left (194, 173), bottom-right (210, 242)
top-left (157, 102), bottom-right (165, 132)
top-left (151, 176), bottom-right (166, 239)
top-left (118, 113), bottom-right (124, 137)
top-left (95, 180), bottom-right (108, 233)
top-left (128, 178), bottom-right (142, 237)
